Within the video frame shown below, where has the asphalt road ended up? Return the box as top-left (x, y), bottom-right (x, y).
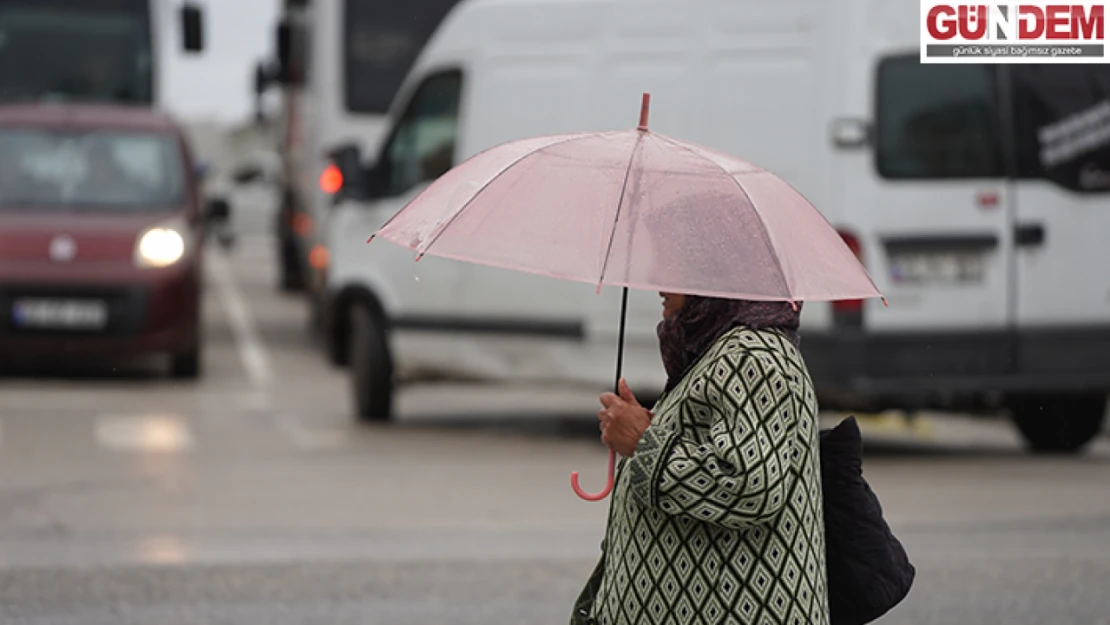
top-left (0, 193), bottom-right (1108, 624)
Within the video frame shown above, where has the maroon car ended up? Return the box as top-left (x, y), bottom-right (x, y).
top-left (0, 103), bottom-right (208, 378)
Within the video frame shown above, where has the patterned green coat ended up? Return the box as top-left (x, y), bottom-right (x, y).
top-left (571, 327), bottom-right (830, 625)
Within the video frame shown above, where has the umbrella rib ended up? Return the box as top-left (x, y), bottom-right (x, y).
top-left (596, 131), bottom-right (647, 291)
top-left (413, 133), bottom-right (602, 259)
top-left (654, 134), bottom-right (794, 301)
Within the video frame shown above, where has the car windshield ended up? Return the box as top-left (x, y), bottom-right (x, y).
top-left (0, 127), bottom-right (185, 210)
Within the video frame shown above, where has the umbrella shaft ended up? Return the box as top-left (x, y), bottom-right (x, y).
top-left (614, 286), bottom-right (629, 394)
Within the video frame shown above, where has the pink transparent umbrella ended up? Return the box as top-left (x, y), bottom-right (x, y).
top-left (369, 94), bottom-right (884, 502)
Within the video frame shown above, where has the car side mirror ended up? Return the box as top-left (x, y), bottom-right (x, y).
top-left (325, 143), bottom-right (366, 201)
top-left (324, 143), bottom-right (392, 203)
top-left (355, 154), bottom-right (390, 200)
top-left (362, 161), bottom-right (390, 200)
top-left (205, 196), bottom-right (231, 222)
top-left (180, 3), bottom-right (204, 53)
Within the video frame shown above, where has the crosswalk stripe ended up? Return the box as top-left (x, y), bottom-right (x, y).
top-left (207, 249), bottom-right (273, 390)
top-left (0, 410), bottom-right (352, 455)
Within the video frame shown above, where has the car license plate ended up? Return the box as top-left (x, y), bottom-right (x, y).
top-left (889, 252), bottom-right (986, 285)
top-left (12, 298), bottom-right (108, 330)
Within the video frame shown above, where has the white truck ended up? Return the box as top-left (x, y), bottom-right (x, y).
top-left (251, 0), bottom-right (462, 305)
top-left (320, 0), bottom-right (1109, 454)
top-left (0, 0), bottom-right (205, 106)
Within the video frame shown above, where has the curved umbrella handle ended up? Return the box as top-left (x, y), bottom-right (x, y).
top-left (570, 450), bottom-right (616, 501)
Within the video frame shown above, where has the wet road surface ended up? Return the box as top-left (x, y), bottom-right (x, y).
top-left (0, 197), bottom-right (1108, 624)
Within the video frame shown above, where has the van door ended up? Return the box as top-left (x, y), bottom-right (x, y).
top-left (329, 69), bottom-right (466, 317)
top-left (857, 54), bottom-right (1012, 335)
top-left (1007, 66), bottom-right (1110, 327)
top-left (1005, 65), bottom-right (1110, 374)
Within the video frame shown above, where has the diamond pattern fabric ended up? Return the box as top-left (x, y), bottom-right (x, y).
top-left (571, 327), bottom-right (829, 625)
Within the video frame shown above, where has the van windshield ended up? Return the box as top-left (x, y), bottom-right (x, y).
top-left (343, 0), bottom-right (461, 115)
top-left (0, 128), bottom-right (186, 211)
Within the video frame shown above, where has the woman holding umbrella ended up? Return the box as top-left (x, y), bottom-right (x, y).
top-left (572, 293), bottom-right (828, 625)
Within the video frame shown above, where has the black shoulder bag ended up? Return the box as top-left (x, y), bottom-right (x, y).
top-left (820, 416), bottom-right (916, 625)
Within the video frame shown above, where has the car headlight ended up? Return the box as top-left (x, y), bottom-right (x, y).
top-left (135, 220), bottom-right (189, 268)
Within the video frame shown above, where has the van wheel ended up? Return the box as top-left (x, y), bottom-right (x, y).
top-left (1009, 393), bottom-right (1107, 454)
top-left (350, 302), bottom-right (394, 422)
top-left (171, 344), bottom-right (201, 380)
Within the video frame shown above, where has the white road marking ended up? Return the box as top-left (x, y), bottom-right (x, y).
top-left (207, 248), bottom-right (273, 389)
top-left (136, 534), bottom-right (189, 564)
top-left (95, 414), bottom-right (194, 452)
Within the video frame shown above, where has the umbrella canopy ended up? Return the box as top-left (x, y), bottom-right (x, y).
top-left (370, 94), bottom-right (883, 501)
top-left (370, 99), bottom-right (882, 305)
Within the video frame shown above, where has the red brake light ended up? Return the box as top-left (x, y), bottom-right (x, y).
top-left (839, 230), bottom-right (862, 262)
top-left (320, 164), bottom-right (343, 194)
top-left (309, 244), bottom-right (329, 270)
top-left (834, 230), bottom-right (863, 313)
top-left (835, 299), bottom-right (864, 313)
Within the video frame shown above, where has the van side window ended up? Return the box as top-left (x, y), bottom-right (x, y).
top-left (380, 70), bottom-right (463, 197)
top-left (875, 56), bottom-right (1003, 179)
top-left (1011, 66), bottom-right (1110, 193)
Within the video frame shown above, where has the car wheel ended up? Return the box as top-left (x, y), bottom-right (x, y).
top-left (349, 302), bottom-right (394, 423)
top-left (1010, 393), bottom-right (1107, 454)
top-left (171, 344), bottom-right (202, 380)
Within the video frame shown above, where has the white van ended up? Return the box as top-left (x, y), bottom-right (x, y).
top-left (321, 0), bottom-right (1110, 454)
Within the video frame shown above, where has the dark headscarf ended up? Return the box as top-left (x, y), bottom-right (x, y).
top-left (657, 296), bottom-right (802, 393)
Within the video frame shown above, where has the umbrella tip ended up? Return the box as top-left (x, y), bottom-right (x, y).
top-left (638, 93), bottom-right (651, 131)
top-left (882, 296), bottom-right (889, 308)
